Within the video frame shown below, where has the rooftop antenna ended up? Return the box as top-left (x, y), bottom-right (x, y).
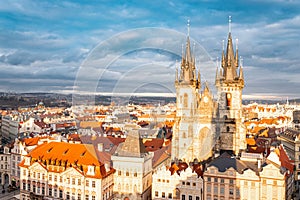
top-left (229, 15), bottom-right (232, 33)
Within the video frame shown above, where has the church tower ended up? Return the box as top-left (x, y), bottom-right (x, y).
top-left (215, 17), bottom-right (246, 155)
top-left (172, 21), bottom-right (216, 162)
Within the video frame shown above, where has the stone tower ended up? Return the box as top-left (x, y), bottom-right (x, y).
top-left (172, 23), bottom-right (216, 162)
top-left (215, 18), bottom-right (246, 155)
top-left (112, 130), bottom-right (153, 200)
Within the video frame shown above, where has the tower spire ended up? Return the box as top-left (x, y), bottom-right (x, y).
top-left (179, 20), bottom-right (196, 84)
top-left (239, 56), bottom-right (244, 82)
top-left (235, 38), bottom-right (239, 68)
top-left (221, 40), bottom-right (225, 69)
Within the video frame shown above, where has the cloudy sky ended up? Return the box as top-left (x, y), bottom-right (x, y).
top-left (0, 0), bottom-right (300, 99)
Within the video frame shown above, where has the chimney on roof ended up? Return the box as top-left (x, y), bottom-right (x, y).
top-left (257, 158), bottom-right (261, 170)
top-left (105, 162), bottom-right (110, 171)
top-left (98, 143), bottom-right (104, 152)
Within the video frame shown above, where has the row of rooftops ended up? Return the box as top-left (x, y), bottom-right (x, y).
top-left (167, 144), bottom-right (293, 180)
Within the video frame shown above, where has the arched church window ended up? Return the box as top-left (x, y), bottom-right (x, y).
top-left (184, 93), bottom-right (188, 108)
top-left (226, 93), bottom-right (232, 108)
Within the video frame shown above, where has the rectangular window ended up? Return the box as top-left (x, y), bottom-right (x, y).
top-left (23, 170), bottom-right (26, 176)
top-left (229, 179), bottom-right (234, 184)
top-left (54, 175), bottom-right (57, 182)
top-left (59, 190), bottom-right (63, 198)
top-left (193, 182), bottom-right (196, 186)
top-left (214, 186), bottom-right (218, 194)
top-left (229, 188), bottom-right (234, 195)
top-left (92, 181), bottom-right (96, 188)
top-left (220, 187), bottom-right (224, 195)
top-left (196, 197), bottom-right (200, 200)
top-left (49, 188), bottom-right (52, 196)
top-left (182, 195), bottom-right (186, 200)
top-left (27, 184), bottom-right (30, 191)
top-left (220, 178), bottom-right (224, 183)
top-left (207, 184), bottom-right (211, 193)
top-left (66, 192), bottom-right (70, 200)
top-left (155, 191), bottom-right (158, 197)
top-left (86, 180), bottom-right (89, 187)
top-left (78, 179), bottom-right (81, 186)
top-left (42, 187), bottom-right (45, 195)
top-left (162, 192), bottom-right (165, 198)
top-left (189, 195), bottom-right (192, 200)
top-left (49, 174), bottom-right (52, 181)
top-left (72, 178), bottom-right (75, 185)
top-left (22, 183), bottom-right (26, 190)
top-left (92, 196), bottom-right (95, 200)
top-left (118, 171), bottom-right (121, 175)
top-left (168, 193), bottom-right (172, 198)
top-left (236, 188), bottom-right (240, 197)
top-left (214, 178), bottom-right (218, 182)
top-left (54, 188), bottom-right (57, 197)
top-left (187, 182), bottom-right (190, 186)
top-left (85, 195), bottom-right (89, 200)
top-left (207, 177), bottom-right (211, 182)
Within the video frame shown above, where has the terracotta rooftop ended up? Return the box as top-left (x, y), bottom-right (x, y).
top-left (20, 142), bottom-right (114, 179)
top-left (22, 137), bottom-right (40, 146)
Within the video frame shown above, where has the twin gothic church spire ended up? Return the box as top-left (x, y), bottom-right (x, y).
top-left (176, 20), bottom-right (201, 88)
top-left (217, 16), bottom-right (244, 86)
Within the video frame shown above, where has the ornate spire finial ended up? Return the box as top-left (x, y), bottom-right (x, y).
top-left (236, 38), bottom-right (238, 50)
top-left (187, 19), bottom-right (190, 36)
top-left (229, 16), bottom-right (232, 33)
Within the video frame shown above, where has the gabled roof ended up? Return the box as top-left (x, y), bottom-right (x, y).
top-left (22, 137), bottom-right (40, 146)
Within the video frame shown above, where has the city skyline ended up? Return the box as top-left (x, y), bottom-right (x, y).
top-left (0, 0), bottom-right (300, 99)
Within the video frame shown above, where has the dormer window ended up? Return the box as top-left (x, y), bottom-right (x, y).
top-left (24, 157), bottom-right (31, 166)
top-left (87, 165), bottom-right (95, 176)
